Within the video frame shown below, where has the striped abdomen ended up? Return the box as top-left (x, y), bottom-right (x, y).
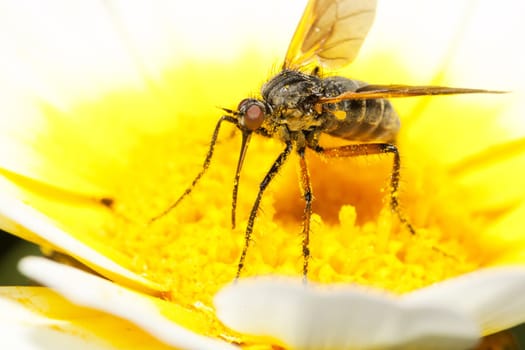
top-left (321, 76), bottom-right (400, 142)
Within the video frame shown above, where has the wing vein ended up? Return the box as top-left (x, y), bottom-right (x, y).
top-left (284, 0), bottom-right (377, 70)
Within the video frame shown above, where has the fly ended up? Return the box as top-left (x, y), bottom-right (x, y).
top-left (152, 0), bottom-right (502, 279)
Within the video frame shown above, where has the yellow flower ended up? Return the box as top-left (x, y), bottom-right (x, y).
top-left (1, 0), bottom-right (525, 349)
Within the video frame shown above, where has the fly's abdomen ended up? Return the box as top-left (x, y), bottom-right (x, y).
top-left (321, 76), bottom-right (400, 142)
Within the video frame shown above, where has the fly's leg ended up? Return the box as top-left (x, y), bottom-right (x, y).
top-left (313, 143), bottom-right (416, 235)
top-left (236, 141), bottom-right (293, 279)
top-left (298, 147), bottom-right (313, 280)
top-left (149, 115), bottom-right (237, 223)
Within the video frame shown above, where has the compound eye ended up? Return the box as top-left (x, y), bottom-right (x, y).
top-left (238, 99), bottom-right (266, 131)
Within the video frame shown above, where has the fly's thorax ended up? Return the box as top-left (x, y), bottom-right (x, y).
top-left (262, 70), bottom-right (322, 113)
top-left (320, 76), bottom-right (401, 142)
top-left (260, 70), bottom-right (325, 135)
top-left (272, 107), bottom-right (323, 133)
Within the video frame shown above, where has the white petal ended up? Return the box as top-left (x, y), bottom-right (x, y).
top-left (0, 193), bottom-right (163, 294)
top-left (214, 277), bottom-right (479, 350)
top-left (405, 267), bottom-right (525, 334)
top-left (19, 256), bottom-right (237, 350)
top-left (0, 288), bottom-right (118, 350)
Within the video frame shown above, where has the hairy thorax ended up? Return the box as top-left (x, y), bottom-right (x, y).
top-left (260, 70), bottom-right (400, 145)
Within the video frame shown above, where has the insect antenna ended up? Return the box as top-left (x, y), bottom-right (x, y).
top-left (149, 115), bottom-right (237, 223)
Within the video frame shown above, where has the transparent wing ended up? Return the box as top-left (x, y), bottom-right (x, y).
top-left (317, 84), bottom-right (505, 103)
top-left (284, 0), bottom-right (377, 70)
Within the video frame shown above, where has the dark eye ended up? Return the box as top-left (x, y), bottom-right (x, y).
top-left (237, 99), bottom-right (266, 131)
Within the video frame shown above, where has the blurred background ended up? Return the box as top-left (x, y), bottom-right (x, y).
top-left (0, 229), bottom-right (40, 285)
